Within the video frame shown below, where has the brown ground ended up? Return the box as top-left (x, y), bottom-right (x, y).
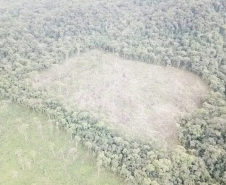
top-left (31, 50), bottom-right (209, 146)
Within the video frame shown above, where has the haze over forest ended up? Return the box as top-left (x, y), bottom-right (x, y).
top-left (0, 0), bottom-right (226, 184)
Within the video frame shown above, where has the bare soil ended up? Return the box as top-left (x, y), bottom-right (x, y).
top-left (31, 50), bottom-right (209, 145)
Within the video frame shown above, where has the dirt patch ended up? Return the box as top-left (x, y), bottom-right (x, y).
top-left (31, 50), bottom-right (209, 145)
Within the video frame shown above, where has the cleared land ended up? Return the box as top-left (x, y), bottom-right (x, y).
top-left (31, 50), bottom-right (209, 145)
top-left (0, 101), bottom-right (124, 185)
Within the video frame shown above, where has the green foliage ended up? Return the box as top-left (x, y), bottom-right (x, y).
top-left (0, 0), bottom-right (226, 184)
top-left (0, 102), bottom-right (124, 185)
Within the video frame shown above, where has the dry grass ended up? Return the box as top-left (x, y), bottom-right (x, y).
top-left (31, 50), bottom-right (209, 145)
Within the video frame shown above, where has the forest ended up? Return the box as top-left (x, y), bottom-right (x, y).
top-left (0, 0), bottom-right (226, 184)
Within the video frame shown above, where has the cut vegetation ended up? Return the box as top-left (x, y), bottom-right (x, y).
top-left (0, 101), bottom-right (124, 185)
top-left (31, 50), bottom-right (209, 144)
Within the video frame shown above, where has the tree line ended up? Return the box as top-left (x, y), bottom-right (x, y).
top-left (0, 0), bottom-right (226, 184)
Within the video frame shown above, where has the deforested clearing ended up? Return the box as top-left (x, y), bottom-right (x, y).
top-left (31, 50), bottom-right (209, 144)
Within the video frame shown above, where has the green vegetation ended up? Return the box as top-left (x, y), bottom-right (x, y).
top-left (0, 102), bottom-right (124, 185)
top-left (0, 0), bottom-right (226, 184)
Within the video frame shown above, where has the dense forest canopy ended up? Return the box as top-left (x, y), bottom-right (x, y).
top-left (1, 0), bottom-right (226, 184)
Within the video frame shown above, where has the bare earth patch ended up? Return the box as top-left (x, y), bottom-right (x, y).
top-left (31, 50), bottom-right (209, 145)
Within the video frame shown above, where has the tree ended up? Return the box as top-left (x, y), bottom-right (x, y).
top-left (37, 121), bottom-right (44, 139)
top-left (97, 157), bottom-right (102, 177)
top-left (76, 43), bottom-right (80, 57)
top-left (49, 141), bottom-right (55, 156)
top-left (96, 152), bottom-right (106, 177)
top-left (30, 150), bottom-right (36, 163)
top-left (1, 0), bottom-right (226, 184)
top-left (12, 170), bottom-right (18, 181)
top-left (74, 136), bottom-right (81, 149)
top-left (48, 119), bottom-right (54, 134)
top-left (24, 156), bottom-right (32, 170)
top-left (18, 123), bottom-right (29, 142)
top-left (15, 148), bottom-right (24, 170)
top-left (85, 141), bottom-right (92, 153)
top-left (68, 147), bottom-right (77, 161)
top-left (58, 147), bottom-right (66, 161)
top-left (67, 124), bottom-right (76, 140)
